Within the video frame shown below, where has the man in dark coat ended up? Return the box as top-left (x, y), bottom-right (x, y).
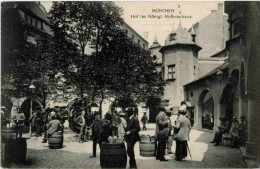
top-left (125, 109), bottom-right (141, 168)
top-left (141, 112), bottom-right (148, 130)
top-left (90, 112), bottom-right (101, 158)
top-left (155, 110), bottom-right (169, 161)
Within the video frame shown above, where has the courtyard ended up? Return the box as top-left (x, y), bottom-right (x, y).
top-left (3, 124), bottom-right (246, 168)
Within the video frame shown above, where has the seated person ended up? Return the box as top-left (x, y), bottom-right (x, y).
top-left (229, 117), bottom-right (239, 147)
top-left (42, 115), bottom-right (63, 143)
top-left (210, 117), bottom-right (230, 146)
top-left (236, 116), bottom-right (247, 146)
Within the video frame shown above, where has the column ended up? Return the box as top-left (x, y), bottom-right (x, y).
top-left (193, 104), bottom-right (202, 129)
top-left (213, 103), bottom-right (221, 133)
top-left (239, 98), bottom-right (248, 118)
top-left (246, 93), bottom-right (260, 158)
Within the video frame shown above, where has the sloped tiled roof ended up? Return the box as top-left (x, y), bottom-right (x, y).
top-left (185, 61), bottom-right (229, 87)
top-left (18, 2), bottom-right (50, 24)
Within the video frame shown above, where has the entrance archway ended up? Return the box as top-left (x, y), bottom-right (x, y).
top-left (199, 89), bottom-right (214, 130)
top-left (21, 98), bottom-right (43, 124)
top-left (220, 69), bottom-right (239, 120)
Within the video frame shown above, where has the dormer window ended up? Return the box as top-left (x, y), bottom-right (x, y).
top-left (170, 34), bottom-right (176, 41)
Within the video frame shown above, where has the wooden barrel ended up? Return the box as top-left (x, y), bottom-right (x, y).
top-left (12, 138), bottom-right (27, 163)
top-left (1, 141), bottom-right (13, 164)
top-left (48, 131), bottom-right (63, 149)
top-left (140, 135), bottom-right (155, 157)
top-left (100, 143), bottom-right (127, 168)
top-left (1, 138), bottom-right (27, 164)
top-left (1, 127), bottom-right (16, 140)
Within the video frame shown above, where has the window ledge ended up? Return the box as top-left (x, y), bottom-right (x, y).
top-left (166, 78), bottom-right (175, 82)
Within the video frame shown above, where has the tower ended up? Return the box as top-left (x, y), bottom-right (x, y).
top-left (159, 20), bottom-right (202, 111)
top-left (149, 32), bottom-right (162, 73)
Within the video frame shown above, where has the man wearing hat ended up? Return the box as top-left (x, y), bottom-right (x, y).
top-left (174, 104), bottom-right (191, 161)
top-left (155, 110), bottom-right (169, 161)
top-left (210, 117), bottom-right (230, 146)
top-left (125, 108), bottom-right (141, 168)
top-left (90, 112), bottom-right (101, 158)
top-left (13, 110), bottom-right (25, 138)
top-left (141, 112), bottom-right (148, 131)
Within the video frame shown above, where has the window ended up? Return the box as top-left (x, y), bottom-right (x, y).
top-left (168, 65), bottom-right (175, 79)
top-left (143, 44), bottom-right (146, 49)
top-left (170, 34), bottom-right (176, 41)
top-left (125, 29), bottom-right (128, 35)
top-left (132, 34), bottom-right (134, 40)
top-left (32, 17), bottom-right (36, 27)
top-left (37, 20), bottom-right (42, 29)
top-left (194, 66), bottom-right (196, 75)
top-left (138, 39), bottom-right (140, 46)
top-left (26, 15), bottom-right (31, 24)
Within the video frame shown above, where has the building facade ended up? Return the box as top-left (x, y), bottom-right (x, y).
top-left (188, 3), bottom-right (229, 58)
top-left (184, 1), bottom-right (260, 163)
top-left (1, 2), bottom-right (53, 122)
top-left (121, 21), bottom-right (149, 50)
top-left (159, 22), bottom-right (201, 113)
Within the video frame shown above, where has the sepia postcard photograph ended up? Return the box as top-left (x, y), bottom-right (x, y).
top-left (1, 1), bottom-right (260, 168)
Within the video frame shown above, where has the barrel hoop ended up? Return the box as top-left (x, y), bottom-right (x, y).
top-left (140, 142), bottom-right (155, 144)
top-left (140, 150), bottom-right (154, 152)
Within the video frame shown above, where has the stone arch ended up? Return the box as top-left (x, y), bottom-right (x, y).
top-left (198, 89), bottom-right (215, 130)
top-left (219, 76), bottom-right (239, 120)
top-left (20, 97), bottom-right (44, 123)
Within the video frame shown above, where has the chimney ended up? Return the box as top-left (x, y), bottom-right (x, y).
top-left (143, 32), bottom-right (148, 41)
top-left (218, 3), bottom-right (223, 11)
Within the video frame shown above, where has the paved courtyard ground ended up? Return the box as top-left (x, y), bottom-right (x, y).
top-left (2, 124), bottom-right (246, 168)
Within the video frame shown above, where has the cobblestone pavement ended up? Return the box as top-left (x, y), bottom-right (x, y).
top-left (3, 124), bottom-right (246, 168)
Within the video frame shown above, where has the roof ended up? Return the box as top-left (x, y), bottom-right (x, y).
top-left (160, 19), bottom-right (201, 53)
top-left (184, 61), bottom-right (229, 87)
top-left (18, 2), bottom-right (50, 24)
top-left (122, 20), bottom-right (148, 44)
top-left (159, 43), bottom-right (202, 53)
top-left (164, 20), bottom-right (195, 45)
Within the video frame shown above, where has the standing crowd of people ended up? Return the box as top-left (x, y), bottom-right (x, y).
top-left (155, 103), bottom-right (192, 162)
top-left (4, 100), bottom-right (248, 168)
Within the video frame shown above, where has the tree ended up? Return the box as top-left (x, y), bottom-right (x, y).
top-left (49, 1), bottom-right (97, 98)
top-left (49, 1), bottom-right (165, 114)
top-left (86, 29), bottom-right (165, 112)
